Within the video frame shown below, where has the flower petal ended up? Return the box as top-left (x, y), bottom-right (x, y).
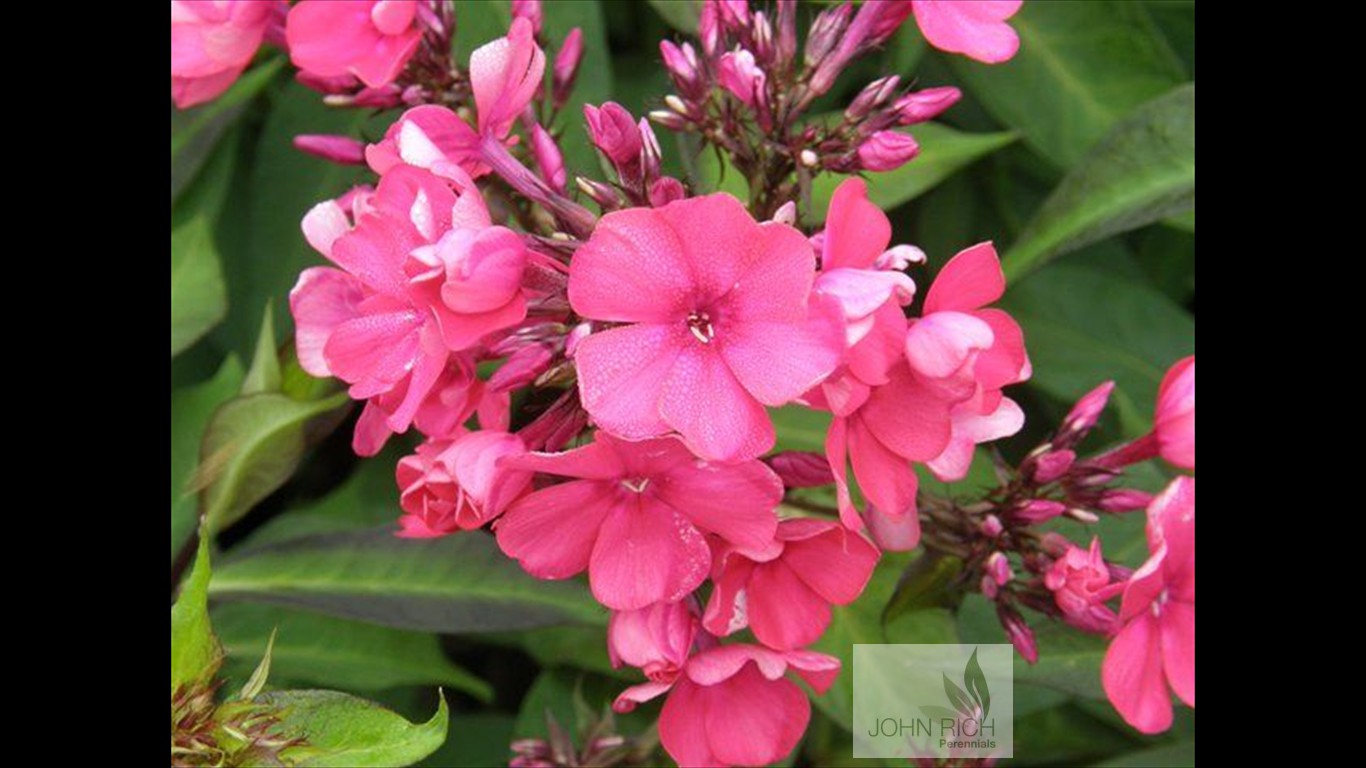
top-left (859, 363), bottom-right (955, 462)
top-left (912, 0), bottom-right (1022, 64)
top-left (568, 207), bottom-right (696, 323)
top-left (661, 344), bottom-right (775, 462)
top-left (496, 480), bottom-right (612, 579)
top-left (747, 561), bottom-right (831, 650)
top-left (575, 323), bottom-right (685, 440)
top-left (290, 267), bottom-right (366, 377)
top-left (658, 678), bottom-right (721, 767)
top-left (589, 497), bottom-right (711, 610)
top-left (704, 666), bottom-right (809, 767)
top-left (1161, 601), bottom-right (1195, 709)
top-left (720, 300), bottom-right (846, 406)
top-left (781, 523), bottom-right (880, 604)
top-left (654, 459), bottom-right (781, 551)
top-left (1102, 615), bottom-right (1172, 734)
top-left (821, 178), bottom-right (891, 270)
top-left (923, 241), bottom-right (1006, 313)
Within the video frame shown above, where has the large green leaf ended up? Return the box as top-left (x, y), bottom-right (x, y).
top-left (171, 538), bottom-right (220, 694)
top-left (1005, 84), bottom-right (1195, 279)
top-left (647, 0), bottom-right (701, 32)
top-left (210, 527), bottom-right (606, 633)
top-left (263, 690), bottom-right (448, 767)
top-left (1097, 739), bottom-right (1196, 767)
top-left (171, 132), bottom-right (238, 357)
top-left (172, 357), bottom-right (245, 562)
top-left (171, 58), bottom-right (284, 202)
top-left (214, 603), bottom-right (492, 701)
top-left (452, 0), bottom-right (512, 60)
top-left (949, 1), bottom-right (1186, 169)
top-left (1001, 260), bottom-right (1194, 436)
top-left (543, 1), bottom-right (614, 180)
top-left (240, 455), bottom-right (404, 548)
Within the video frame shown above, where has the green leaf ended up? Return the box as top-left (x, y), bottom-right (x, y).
top-left (172, 357), bottom-right (244, 562)
top-left (1004, 84), bottom-right (1195, 280)
top-left (808, 124), bottom-right (1016, 224)
top-left (770, 405), bottom-right (831, 453)
top-left (1097, 739), bottom-right (1196, 767)
top-left (264, 689), bottom-right (448, 768)
top-left (1013, 621), bottom-right (1109, 700)
top-left (171, 537), bottom-right (221, 694)
top-left (238, 628), bottom-right (276, 701)
top-left (210, 527), bottom-right (607, 633)
top-left (882, 552), bottom-right (964, 625)
top-left (648, 0), bottom-right (701, 31)
top-left (543, 1), bottom-right (614, 179)
top-left (1001, 261), bottom-right (1193, 437)
top-left (171, 58), bottom-right (284, 202)
top-left (943, 674), bottom-right (974, 718)
top-left (241, 305), bottom-right (283, 396)
top-left (171, 131), bottom-right (239, 358)
top-left (214, 603), bottom-right (493, 701)
top-left (963, 648), bottom-right (991, 720)
top-left (452, 1), bottom-right (512, 61)
top-left (198, 390), bottom-right (350, 534)
top-left (948, 1), bottom-right (1186, 169)
top-left (239, 455), bottom-right (406, 548)
top-left (485, 624), bottom-right (629, 679)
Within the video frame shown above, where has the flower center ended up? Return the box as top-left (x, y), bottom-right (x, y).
top-left (621, 477), bottom-right (651, 493)
top-left (687, 311), bottom-right (715, 344)
top-left (1151, 588), bottom-right (1170, 618)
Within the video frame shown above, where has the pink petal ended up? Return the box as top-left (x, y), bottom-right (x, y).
top-left (747, 561), bottom-right (831, 650)
top-left (725, 219), bottom-right (820, 324)
top-left (370, 0), bottom-right (417, 36)
top-left (781, 523), bottom-right (880, 604)
top-left (704, 666), bottom-right (809, 767)
top-left (924, 241), bottom-right (1006, 313)
top-left (1161, 601), bottom-right (1195, 708)
top-left (686, 645), bottom-right (790, 685)
top-left (349, 25), bottom-right (422, 88)
top-left (496, 480), bottom-right (613, 579)
top-left (848, 420), bottom-right (920, 521)
top-left (590, 497), bottom-right (712, 610)
top-left (1151, 476), bottom-right (1195, 602)
top-left (439, 227), bottom-right (527, 313)
top-left (504, 439), bottom-right (627, 481)
top-left (613, 681), bottom-right (676, 714)
top-left (846, 301), bottom-right (909, 387)
top-left (432, 292), bottom-right (528, 351)
top-left (661, 344), bottom-right (775, 462)
top-left (702, 556), bottom-right (755, 637)
top-left (658, 678), bottom-right (721, 767)
top-left (171, 68), bottom-right (244, 108)
top-left (816, 268), bottom-right (916, 335)
top-left (859, 364), bottom-right (955, 461)
top-left (1102, 615), bottom-right (1173, 734)
top-left (653, 458), bottom-right (781, 551)
top-left (782, 650), bottom-right (842, 694)
top-left (352, 400), bottom-right (395, 457)
top-left (825, 417), bottom-right (863, 530)
top-left (1117, 542), bottom-right (1168, 625)
top-left (330, 212), bottom-right (422, 297)
top-left (973, 308), bottom-right (1030, 389)
top-left (905, 310), bottom-right (995, 380)
top-left (574, 323), bottom-right (686, 440)
top-left (323, 309), bottom-right (423, 396)
top-left (287, 1), bottom-right (381, 78)
top-left (821, 178), bottom-right (891, 271)
top-left (720, 303), bottom-right (845, 406)
top-left (470, 17), bottom-right (547, 136)
top-left (863, 505), bottom-right (922, 552)
top-left (660, 194), bottom-right (772, 308)
top-left (928, 397), bottom-right (1024, 482)
top-left (290, 267), bottom-right (366, 378)
top-left (302, 200), bottom-right (352, 259)
top-left (911, 0), bottom-right (1022, 65)
top-left (367, 105), bottom-right (484, 177)
top-left (568, 207), bottom-right (696, 323)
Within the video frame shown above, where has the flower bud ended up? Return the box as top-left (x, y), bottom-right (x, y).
top-left (846, 75), bottom-right (901, 120)
top-left (980, 514), bottom-right (1004, 538)
top-left (292, 134), bottom-right (366, 165)
top-left (1063, 381), bottom-right (1115, 438)
top-left (583, 102), bottom-right (643, 169)
top-left (985, 552), bottom-right (1012, 586)
top-left (998, 605), bottom-right (1039, 664)
top-left (648, 177), bottom-right (687, 207)
top-left (1097, 489), bottom-right (1153, 513)
top-left (490, 344), bottom-right (555, 393)
top-left (718, 49), bottom-right (768, 108)
top-left (553, 28), bottom-right (584, 109)
top-left (511, 0), bottom-right (543, 35)
top-left (576, 176), bottom-right (624, 210)
top-left (1030, 449), bottom-right (1076, 484)
top-left (529, 124), bottom-right (567, 194)
top-left (891, 86), bottom-right (962, 125)
top-left (1012, 499), bottom-right (1067, 525)
top-left (767, 451), bottom-right (835, 488)
top-left (856, 130), bottom-right (920, 171)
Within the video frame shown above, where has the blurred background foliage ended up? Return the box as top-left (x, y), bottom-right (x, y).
top-left (171, 1), bottom-right (1194, 765)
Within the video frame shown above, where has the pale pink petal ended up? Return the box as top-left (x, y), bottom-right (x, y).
top-left (973, 308), bottom-right (1030, 389)
top-left (720, 303), bottom-right (845, 406)
top-left (911, 0), bottom-right (1022, 64)
top-left (658, 679), bottom-right (721, 767)
top-left (821, 178), bottom-right (890, 270)
top-left (704, 666), bottom-right (809, 767)
top-left (366, 105), bottom-right (484, 176)
top-left (653, 459), bottom-right (781, 551)
top-left (923, 242), bottom-right (1006, 313)
top-left (439, 227), bottom-right (527, 313)
top-left (686, 645), bottom-right (789, 685)
top-left (781, 523), bottom-right (880, 604)
top-left (568, 207), bottom-right (696, 323)
top-left (859, 364), bottom-right (955, 462)
top-left (863, 505), bottom-right (922, 552)
top-left (816, 268), bottom-right (917, 336)
top-left (747, 561), bottom-right (831, 650)
top-left (290, 267), bottom-right (365, 377)
top-left (470, 17), bottom-right (547, 136)
top-left (1102, 615), bottom-right (1172, 734)
top-left (848, 420), bottom-right (919, 520)
top-left (928, 397), bottom-right (1024, 481)
top-left (574, 324), bottom-right (686, 439)
top-left (302, 200), bottom-right (352, 259)
top-left (503, 439), bottom-right (627, 481)
top-left (1161, 601), bottom-right (1195, 708)
top-left (613, 681), bottom-right (675, 714)
top-left (702, 556), bottom-right (755, 638)
top-left (905, 310), bottom-right (995, 380)
top-left (661, 344), bottom-right (775, 462)
top-left (590, 497), bottom-right (711, 610)
top-left (496, 480), bottom-right (613, 579)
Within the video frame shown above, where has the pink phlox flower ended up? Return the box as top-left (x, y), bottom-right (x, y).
top-left (717, 49), bottom-right (768, 108)
top-left (1102, 476), bottom-right (1195, 734)
top-left (286, 0), bottom-right (424, 88)
top-left (1044, 537), bottom-right (1122, 634)
top-left (495, 432), bottom-right (782, 610)
top-left (569, 193), bottom-right (844, 462)
top-left (1154, 356), bottom-right (1194, 471)
top-left (704, 518), bottom-right (879, 650)
top-left (911, 0), bottom-right (1023, 64)
top-left (608, 599), bottom-right (701, 686)
top-left (395, 430), bottom-right (532, 537)
top-left (171, 0), bottom-right (281, 107)
top-left (614, 641), bottom-right (840, 767)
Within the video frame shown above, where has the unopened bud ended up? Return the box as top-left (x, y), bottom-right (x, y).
top-left (491, 344), bottom-right (555, 393)
top-left (583, 102), bottom-right (642, 168)
top-left (553, 28), bottom-right (584, 108)
top-left (980, 574), bottom-right (999, 600)
top-left (664, 94), bottom-right (689, 114)
top-left (649, 109), bottom-right (689, 131)
top-left (771, 201), bottom-right (797, 226)
top-left (1067, 508), bottom-right (1101, 524)
top-left (805, 4), bottom-right (852, 68)
top-left (648, 177), bottom-right (686, 207)
top-left (576, 176), bottom-right (623, 210)
top-left (892, 86), bottom-right (962, 125)
top-left (1063, 381), bottom-right (1116, 437)
top-left (767, 451), bottom-right (835, 488)
top-left (1012, 499), bottom-right (1067, 525)
top-left (510, 0), bottom-right (543, 35)
top-left (660, 40), bottom-right (704, 97)
top-left (985, 552), bottom-right (1012, 586)
top-left (856, 130), bottom-right (920, 171)
top-left (529, 124), bottom-right (567, 194)
top-left (293, 134), bottom-right (366, 165)
top-left (846, 75), bottom-right (901, 120)
top-left (998, 605), bottom-right (1039, 664)
top-left (1097, 489), bottom-right (1153, 513)
top-left (1030, 450), bottom-right (1076, 484)
top-left (800, 149), bottom-right (820, 168)
top-left (981, 514), bottom-right (1004, 538)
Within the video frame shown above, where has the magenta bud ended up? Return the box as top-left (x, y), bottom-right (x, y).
top-left (857, 0), bottom-right (917, 48)
top-left (1013, 499), bottom-right (1067, 525)
top-left (1097, 489), bottom-right (1153, 513)
top-left (846, 75), bottom-right (902, 120)
top-left (1064, 380), bottom-right (1116, 436)
top-left (986, 552), bottom-right (1012, 586)
top-left (714, 0), bottom-right (750, 30)
top-left (511, 0), bottom-right (543, 35)
top-left (553, 28), bottom-right (584, 108)
top-left (767, 451), bottom-right (835, 488)
top-left (1031, 449), bottom-right (1076, 484)
top-left (998, 606), bottom-right (1039, 664)
top-left (981, 515), bottom-right (1004, 538)
top-left (575, 176), bottom-right (624, 211)
top-left (804, 3), bottom-right (852, 68)
top-left (980, 574), bottom-right (999, 600)
top-left (752, 11), bottom-right (775, 63)
top-left (352, 84), bottom-right (403, 109)
top-left (893, 86), bottom-right (962, 125)
top-left (490, 344), bottom-right (555, 393)
top-left (776, 0), bottom-right (798, 64)
top-left (583, 102), bottom-right (643, 170)
top-left (856, 130), bottom-right (920, 171)
top-left (660, 40), bottom-right (704, 97)
top-left (648, 177), bottom-right (686, 208)
top-left (293, 134), bottom-right (366, 165)
top-left (639, 118), bottom-right (663, 179)
top-left (699, 0), bottom-right (721, 56)
top-left (529, 124), bottom-right (567, 194)
top-left (718, 49), bottom-right (768, 108)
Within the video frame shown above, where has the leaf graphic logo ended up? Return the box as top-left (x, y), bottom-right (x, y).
top-left (942, 648), bottom-right (991, 720)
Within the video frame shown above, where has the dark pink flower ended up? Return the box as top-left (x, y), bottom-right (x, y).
top-left (912, 0), bottom-right (1023, 64)
top-left (717, 49), bottom-right (767, 108)
top-left (608, 600), bottom-right (700, 684)
top-left (705, 519), bottom-right (879, 650)
top-left (856, 130), bottom-right (920, 171)
top-left (1102, 476), bottom-right (1195, 733)
top-left (1045, 538), bottom-right (1121, 633)
top-left (170, 0), bottom-right (280, 107)
top-left (583, 102), bottom-right (643, 172)
top-left (495, 433), bottom-right (781, 610)
top-left (615, 643), bottom-right (840, 768)
top-left (287, 0), bottom-right (424, 88)
top-left (395, 431), bottom-right (532, 537)
top-left (470, 17), bottom-right (546, 136)
top-left (1154, 356), bottom-right (1194, 471)
top-left (569, 194), bottom-right (844, 462)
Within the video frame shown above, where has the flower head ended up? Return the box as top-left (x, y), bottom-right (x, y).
top-left (287, 0), bottom-right (424, 88)
top-left (171, 0), bottom-right (281, 107)
top-left (1045, 538), bottom-right (1121, 633)
top-left (396, 431), bottom-right (531, 537)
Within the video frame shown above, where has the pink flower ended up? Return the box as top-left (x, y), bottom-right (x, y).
top-left (927, 389), bottom-right (1024, 481)
top-left (717, 49), bottom-right (767, 108)
top-left (912, 0), bottom-right (1023, 64)
top-left (286, 0), bottom-right (424, 88)
top-left (583, 102), bottom-right (643, 173)
top-left (705, 519), bottom-right (879, 650)
top-left (1154, 356), bottom-right (1194, 471)
top-left (170, 0), bottom-right (280, 108)
top-left (856, 130), bottom-right (920, 171)
top-left (569, 194), bottom-right (844, 462)
top-left (495, 433), bottom-right (782, 610)
top-left (471, 17), bottom-right (547, 136)
top-left (1102, 476), bottom-right (1195, 734)
top-left (609, 600), bottom-right (700, 684)
top-left (396, 431), bottom-right (532, 537)
top-left (365, 105), bottom-right (484, 178)
top-left (615, 643), bottom-right (840, 768)
top-left (1045, 538), bottom-right (1121, 633)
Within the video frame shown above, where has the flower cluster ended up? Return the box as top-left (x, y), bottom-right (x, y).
top-left (173, 0), bottom-right (1195, 764)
